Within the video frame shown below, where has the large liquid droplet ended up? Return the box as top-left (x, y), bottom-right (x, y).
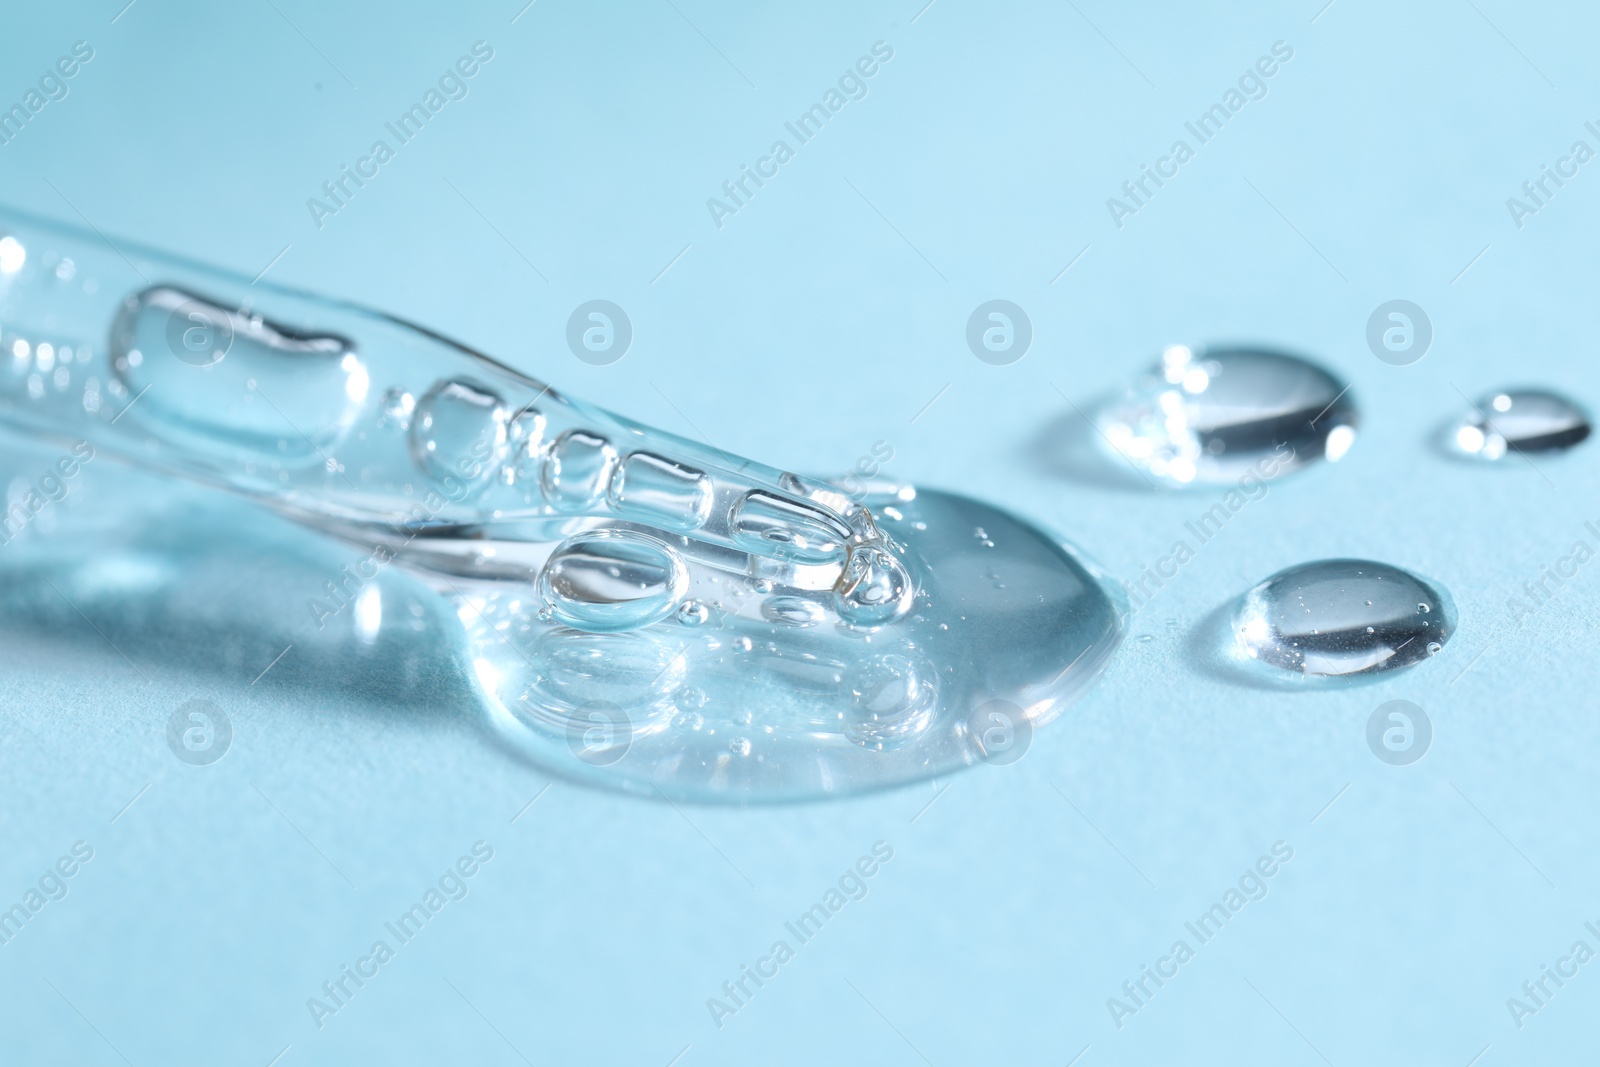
top-left (843, 653), bottom-right (936, 751)
top-left (730, 490), bottom-right (851, 563)
top-left (1098, 345), bottom-right (1357, 487)
top-left (1451, 388), bottom-right (1591, 460)
top-left (517, 628), bottom-right (686, 731)
top-left (110, 285), bottom-right (368, 463)
top-left (469, 487), bottom-right (1127, 801)
top-left (1232, 559), bottom-right (1453, 679)
top-left (408, 378), bottom-right (510, 491)
top-left (537, 529), bottom-right (688, 633)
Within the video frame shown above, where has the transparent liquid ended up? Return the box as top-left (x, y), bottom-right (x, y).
top-left (468, 487), bottom-right (1125, 800)
top-left (0, 209), bottom-right (1127, 802)
top-left (1451, 388), bottom-right (1591, 460)
top-left (1098, 345), bottom-right (1358, 487)
top-left (1232, 559), bottom-right (1453, 680)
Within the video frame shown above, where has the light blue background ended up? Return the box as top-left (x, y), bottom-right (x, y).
top-left (1, 1), bottom-right (1597, 1063)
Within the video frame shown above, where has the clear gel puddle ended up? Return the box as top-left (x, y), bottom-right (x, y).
top-left (1232, 559), bottom-right (1453, 680)
top-left (1452, 388), bottom-right (1591, 460)
top-left (1098, 345), bottom-right (1357, 487)
top-left (467, 485), bottom-right (1125, 800)
top-left (0, 209), bottom-right (1127, 802)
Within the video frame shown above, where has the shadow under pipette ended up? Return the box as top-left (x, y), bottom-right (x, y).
top-left (0, 468), bottom-right (477, 722)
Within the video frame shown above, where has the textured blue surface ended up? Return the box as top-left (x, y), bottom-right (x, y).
top-left (2, 1), bottom-right (1598, 1063)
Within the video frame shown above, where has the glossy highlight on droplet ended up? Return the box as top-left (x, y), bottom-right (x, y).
top-left (111, 285), bottom-right (367, 463)
top-left (408, 378), bottom-right (509, 490)
top-left (536, 530), bottom-right (688, 633)
top-left (469, 487), bottom-right (1127, 801)
top-left (0, 206), bottom-right (1130, 804)
top-left (1451, 388), bottom-right (1590, 460)
top-left (1231, 559), bottom-right (1454, 680)
top-left (1098, 345), bottom-right (1357, 487)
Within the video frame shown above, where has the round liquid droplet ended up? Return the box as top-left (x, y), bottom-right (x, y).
top-left (676, 600), bottom-right (710, 626)
top-left (506, 407), bottom-right (548, 495)
top-left (1232, 559), bottom-right (1454, 679)
top-left (378, 387), bottom-right (414, 430)
top-left (833, 543), bottom-right (914, 627)
top-left (536, 529), bottom-right (688, 633)
top-left (761, 594), bottom-right (824, 627)
top-left (843, 653), bottom-right (936, 751)
top-left (1451, 388), bottom-right (1590, 460)
top-left (1098, 345), bottom-right (1358, 486)
top-left (516, 627), bottom-right (686, 729)
top-left (407, 378), bottom-right (510, 491)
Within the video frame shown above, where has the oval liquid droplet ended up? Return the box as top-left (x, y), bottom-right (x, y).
top-left (1451, 388), bottom-right (1591, 460)
top-left (111, 285), bottom-right (367, 462)
top-left (607, 451), bottom-right (712, 529)
top-left (518, 628), bottom-right (687, 728)
top-left (537, 530), bottom-right (688, 633)
top-left (1233, 559), bottom-right (1454, 679)
top-left (729, 490), bottom-right (851, 563)
top-left (761, 594), bottom-right (824, 627)
top-left (505, 406), bottom-right (547, 497)
top-left (542, 430), bottom-right (619, 510)
top-left (1098, 345), bottom-right (1357, 487)
top-left (833, 543), bottom-right (914, 627)
top-left (843, 653), bottom-right (936, 750)
top-left (407, 378), bottom-right (510, 491)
